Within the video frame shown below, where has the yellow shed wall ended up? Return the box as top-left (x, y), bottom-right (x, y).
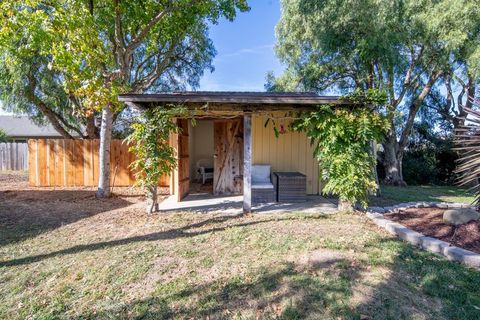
top-left (252, 114), bottom-right (321, 194)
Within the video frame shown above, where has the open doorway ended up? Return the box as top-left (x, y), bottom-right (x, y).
top-left (184, 117), bottom-right (244, 198)
top-left (189, 120), bottom-right (215, 195)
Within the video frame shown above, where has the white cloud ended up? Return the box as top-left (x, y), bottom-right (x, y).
top-left (216, 44), bottom-right (275, 60)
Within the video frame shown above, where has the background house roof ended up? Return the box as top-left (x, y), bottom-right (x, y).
top-left (0, 116), bottom-right (63, 139)
top-left (118, 91), bottom-right (346, 108)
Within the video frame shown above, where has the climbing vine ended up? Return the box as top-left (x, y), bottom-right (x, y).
top-left (125, 105), bottom-right (187, 213)
top-left (291, 90), bottom-right (390, 209)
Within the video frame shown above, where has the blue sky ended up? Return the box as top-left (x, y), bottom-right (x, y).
top-left (199, 0), bottom-right (284, 91)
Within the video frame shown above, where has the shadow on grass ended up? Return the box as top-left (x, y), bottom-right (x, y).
top-left (78, 260), bottom-right (361, 319)
top-left (0, 190), bottom-right (133, 247)
top-left (4, 204), bottom-right (480, 318)
top-left (0, 213), bottom-right (328, 268)
top-left (72, 235), bottom-right (480, 319)
top-left (355, 238), bottom-right (480, 319)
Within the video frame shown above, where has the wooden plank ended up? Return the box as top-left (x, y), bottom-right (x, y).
top-left (83, 140), bottom-right (94, 186)
top-left (243, 113), bottom-right (252, 213)
top-left (0, 144), bottom-right (5, 171)
top-left (21, 143), bottom-right (26, 170)
top-left (25, 138), bottom-right (172, 188)
top-left (0, 144), bottom-right (4, 171)
top-left (109, 139), bottom-right (120, 185)
top-left (12, 143), bottom-right (17, 169)
top-left (37, 139), bottom-right (48, 186)
top-left (169, 132), bottom-right (176, 195)
top-left (53, 140), bottom-right (63, 186)
top-left (48, 139), bottom-right (55, 186)
top-left (73, 140), bottom-right (84, 186)
top-left (213, 121), bottom-right (224, 193)
top-left (11, 143), bottom-right (16, 170)
top-left (127, 143), bottom-right (136, 185)
top-left (6, 143), bottom-right (11, 171)
top-left (171, 119), bottom-right (190, 201)
top-left (117, 141), bottom-right (130, 186)
top-left (177, 119), bottom-right (189, 201)
top-left (64, 139), bottom-right (75, 186)
top-left (213, 119), bottom-right (243, 195)
top-left (28, 140), bottom-right (36, 186)
top-left (92, 139), bottom-right (100, 186)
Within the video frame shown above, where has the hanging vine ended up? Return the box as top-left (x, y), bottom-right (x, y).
top-left (291, 90), bottom-right (390, 209)
top-left (125, 105), bottom-right (187, 213)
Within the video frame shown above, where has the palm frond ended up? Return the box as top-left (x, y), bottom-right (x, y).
top-left (454, 100), bottom-right (480, 205)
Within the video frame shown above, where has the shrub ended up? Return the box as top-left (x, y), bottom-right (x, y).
top-left (292, 97), bottom-right (390, 208)
top-left (0, 128), bottom-right (8, 142)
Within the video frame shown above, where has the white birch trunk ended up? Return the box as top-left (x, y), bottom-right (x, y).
top-left (96, 105), bottom-right (113, 198)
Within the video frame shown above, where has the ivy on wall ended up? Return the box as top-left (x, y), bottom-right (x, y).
top-left (125, 105), bottom-right (187, 213)
top-left (291, 90), bottom-right (390, 208)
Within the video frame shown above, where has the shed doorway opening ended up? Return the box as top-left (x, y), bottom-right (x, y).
top-left (180, 117), bottom-right (244, 200)
top-left (189, 119), bottom-right (215, 195)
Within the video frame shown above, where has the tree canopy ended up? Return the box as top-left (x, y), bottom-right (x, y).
top-left (270, 0), bottom-right (480, 185)
top-left (0, 0), bottom-right (249, 114)
top-left (1, 0), bottom-right (249, 196)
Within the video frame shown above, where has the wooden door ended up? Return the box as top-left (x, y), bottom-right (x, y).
top-left (213, 118), bottom-right (244, 195)
top-left (174, 119), bottom-right (190, 201)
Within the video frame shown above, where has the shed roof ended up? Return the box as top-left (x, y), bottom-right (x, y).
top-left (0, 116), bottom-right (63, 139)
top-left (118, 91), bottom-right (346, 110)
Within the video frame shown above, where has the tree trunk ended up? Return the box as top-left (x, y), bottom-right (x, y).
top-left (36, 102), bottom-right (75, 139)
top-left (85, 113), bottom-right (99, 139)
top-left (382, 131), bottom-right (406, 186)
top-left (146, 185), bottom-right (159, 213)
top-left (371, 140), bottom-right (381, 196)
top-left (96, 105), bottom-right (113, 198)
top-left (382, 70), bottom-right (440, 187)
top-left (338, 200), bottom-right (354, 212)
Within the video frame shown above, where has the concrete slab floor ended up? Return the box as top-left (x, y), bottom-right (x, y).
top-left (157, 193), bottom-right (338, 214)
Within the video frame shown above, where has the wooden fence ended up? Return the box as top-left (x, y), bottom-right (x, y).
top-left (0, 142), bottom-right (29, 171)
top-left (28, 139), bottom-right (170, 187)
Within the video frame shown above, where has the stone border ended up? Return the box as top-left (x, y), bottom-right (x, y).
top-left (365, 202), bottom-right (480, 269)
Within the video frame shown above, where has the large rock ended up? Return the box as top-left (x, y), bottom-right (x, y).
top-left (443, 208), bottom-right (480, 226)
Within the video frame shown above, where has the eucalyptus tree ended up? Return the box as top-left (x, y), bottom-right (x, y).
top-left (424, 0), bottom-right (480, 130)
top-left (271, 0), bottom-right (480, 185)
top-left (1, 0), bottom-right (248, 197)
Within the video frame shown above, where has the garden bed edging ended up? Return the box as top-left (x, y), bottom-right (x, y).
top-left (365, 202), bottom-right (480, 269)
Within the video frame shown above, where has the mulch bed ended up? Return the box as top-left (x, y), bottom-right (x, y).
top-left (385, 208), bottom-right (480, 254)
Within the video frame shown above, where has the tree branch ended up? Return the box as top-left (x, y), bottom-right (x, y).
top-left (131, 38), bottom-right (181, 91)
top-left (126, 2), bottom-right (173, 53)
top-left (398, 70), bottom-right (442, 153)
top-left (113, 0), bottom-right (128, 78)
top-left (392, 46), bottom-right (424, 108)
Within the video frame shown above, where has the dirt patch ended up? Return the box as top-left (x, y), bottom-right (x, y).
top-left (0, 172), bottom-right (168, 246)
top-left (385, 208), bottom-right (480, 254)
top-left (295, 249), bottom-right (347, 270)
top-left (0, 171), bottom-right (29, 190)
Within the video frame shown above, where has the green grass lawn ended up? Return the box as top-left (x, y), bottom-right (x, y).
top-left (370, 185), bottom-right (475, 207)
top-left (1, 179), bottom-right (480, 319)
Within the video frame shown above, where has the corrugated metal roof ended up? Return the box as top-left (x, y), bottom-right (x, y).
top-left (0, 116), bottom-right (63, 138)
top-left (118, 91), bottom-right (346, 105)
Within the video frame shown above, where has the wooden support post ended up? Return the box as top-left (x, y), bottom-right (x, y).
top-left (243, 113), bottom-right (252, 213)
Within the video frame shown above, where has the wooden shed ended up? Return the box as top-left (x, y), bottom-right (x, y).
top-left (119, 92), bottom-right (348, 212)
